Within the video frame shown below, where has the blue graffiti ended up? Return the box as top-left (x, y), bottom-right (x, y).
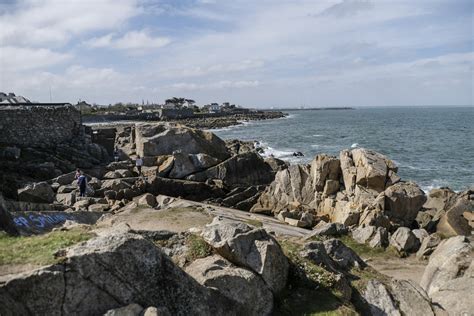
top-left (13, 213), bottom-right (73, 229)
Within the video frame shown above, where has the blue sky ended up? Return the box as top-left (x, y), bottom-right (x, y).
top-left (0, 0), bottom-right (472, 107)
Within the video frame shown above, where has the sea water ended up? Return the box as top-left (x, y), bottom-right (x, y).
top-left (213, 106), bottom-right (474, 192)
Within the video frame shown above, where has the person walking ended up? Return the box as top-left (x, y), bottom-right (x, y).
top-left (113, 147), bottom-right (119, 162)
top-left (77, 171), bottom-right (87, 197)
top-left (135, 155), bottom-right (143, 176)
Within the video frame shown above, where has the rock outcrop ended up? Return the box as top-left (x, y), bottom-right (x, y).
top-left (201, 220), bottom-right (289, 293)
top-left (0, 232), bottom-right (237, 315)
top-left (135, 123), bottom-right (230, 161)
top-left (17, 182), bottom-right (55, 204)
top-left (363, 279), bottom-right (435, 316)
top-left (188, 152), bottom-right (275, 187)
top-left (420, 236), bottom-right (473, 315)
top-left (186, 255), bottom-right (273, 315)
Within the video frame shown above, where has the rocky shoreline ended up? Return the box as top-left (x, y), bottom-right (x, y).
top-left (0, 120), bottom-right (472, 315)
top-left (83, 110), bottom-right (287, 130)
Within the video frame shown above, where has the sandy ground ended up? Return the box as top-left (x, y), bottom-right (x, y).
top-left (367, 256), bottom-right (428, 284)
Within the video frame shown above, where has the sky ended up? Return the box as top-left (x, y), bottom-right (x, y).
top-left (0, 0), bottom-right (472, 107)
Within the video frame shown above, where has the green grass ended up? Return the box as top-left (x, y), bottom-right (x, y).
top-left (185, 234), bottom-right (213, 262)
top-left (275, 239), bottom-right (358, 315)
top-left (0, 229), bottom-right (94, 266)
top-left (245, 219), bottom-right (263, 228)
top-left (338, 236), bottom-right (400, 259)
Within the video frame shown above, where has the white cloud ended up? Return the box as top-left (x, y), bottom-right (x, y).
top-left (0, 0), bottom-right (142, 47)
top-left (167, 80), bottom-right (260, 91)
top-left (160, 59), bottom-right (264, 78)
top-left (85, 30), bottom-right (170, 51)
top-left (0, 46), bottom-right (71, 71)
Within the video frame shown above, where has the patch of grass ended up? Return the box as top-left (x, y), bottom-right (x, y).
top-left (276, 239), bottom-right (357, 315)
top-left (279, 239), bottom-right (336, 288)
top-left (0, 228), bottom-right (94, 266)
top-left (245, 219), bottom-right (263, 228)
top-left (185, 234), bottom-right (213, 262)
top-left (338, 236), bottom-right (400, 260)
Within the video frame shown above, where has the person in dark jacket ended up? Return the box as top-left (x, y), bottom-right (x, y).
top-left (77, 171), bottom-right (87, 197)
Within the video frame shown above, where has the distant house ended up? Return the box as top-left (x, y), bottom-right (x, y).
top-left (76, 101), bottom-right (92, 112)
top-left (0, 92), bottom-right (31, 104)
top-left (209, 103), bottom-right (221, 113)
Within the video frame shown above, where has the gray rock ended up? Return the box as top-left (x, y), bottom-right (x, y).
top-left (424, 187), bottom-right (456, 212)
top-left (18, 181), bottom-right (55, 203)
top-left (363, 280), bottom-right (401, 316)
top-left (390, 227), bottom-right (420, 253)
top-left (351, 148), bottom-right (397, 192)
top-left (188, 152), bottom-right (275, 187)
top-left (88, 203), bottom-right (110, 212)
top-left (134, 123), bottom-right (230, 161)
top-left (103, 303), bottom-right (143, 316)
top-left (186, 255), bottom-right (273, 315)
top-left (251, 164), bottom-right (315, 214)
top-left (54, 172), bottom-right (76, 185)
top-left (323, 179), bottom-right (340, 196)
top-left (136, 193), bottom-right (157, 208)
top-left (416, 233), bottom-right (441, 259)
top-left (436, 197), bottom-right (473, 237)
top-left (306, 222), bottom-right (348, 238)
top-left (412, 228), bottom-right (429, 244)
top-left (368, 227), bottom-right (389, 248)
top-left (101, 179), bottom-right (132, 192)
top-left (390, 279), bottom-right (435, 316)
top-left (384, 181), bottom-right (426, 226)
top-left (420, 236), bottom-right (473, 296)
top-left (0, 232), bottom-right (237, 315)
top-left (142, 306), bottom-right (171, 316)
top-left (323, 239), bottom-right (366, 270)
top-left (56, 192), bottom-right (76, 206)
top-left (429, 273), bottom-right (474, 316)
top-left (201, 221), bottom-right (289, 293)
top-left (339, 149), bottom-right (357, 193)
top-left (352, 225), bottom-right (376, 244)
top-left (300, 241), bottom-right (340, 274)
top-left (310, 154), bottom-right (340, 191)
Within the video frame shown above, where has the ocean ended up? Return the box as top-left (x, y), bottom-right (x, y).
top-left (212, 106), bottom-right (474, 192)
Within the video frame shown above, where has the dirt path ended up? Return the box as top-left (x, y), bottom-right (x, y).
top-left (366, 255), bottom-right (428, 284)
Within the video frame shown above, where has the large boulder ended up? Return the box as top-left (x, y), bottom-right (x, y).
top-left (436, 196), bottom-right (473, 237)
top-left (384, 182), bottom-right (426, 226)
top-left (0, 232), bottom-right (236, 315)
top-left (416, 233), bottom-right (441, 259)
top-left (310, 154), bottom-right (340, 191)
top-left (187, 152), bottom-right (275, 187)
top-left (389, 227), bottom-right (420, 253)
top-left (420, 236), bottom-right (473, 314)
top-left (322, 238), bottom-right (366, 270)
top-left (17, 182), bottom-right (55, 203)
top-left (101, 179), bottom-right (132, 192)
top-left (339, 149), bottom-right (357, 193)
top-left (423, 188), bottom-right (457, 212)
top-left (168, 153), bottom-right (220, 179)
top-left (186, 255), bottom-right (273, 315)
top-left (363, 279), bottom-right (435, 316)
top-left (251, 164), bottom-right (314, 214)
top-left (420, 236), bottom-right (472, 295)
top-left (146, 176), bottom-right (224, 201)
top-left (135, 123), bottom-right (230, 161)
top-left (340, 148), bottom-right (399, 192)
top-left (201, 220), bottom-right (289, 293)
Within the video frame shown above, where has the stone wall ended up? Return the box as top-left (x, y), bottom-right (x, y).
top-left (0, 105), bottom-right (82, 147)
